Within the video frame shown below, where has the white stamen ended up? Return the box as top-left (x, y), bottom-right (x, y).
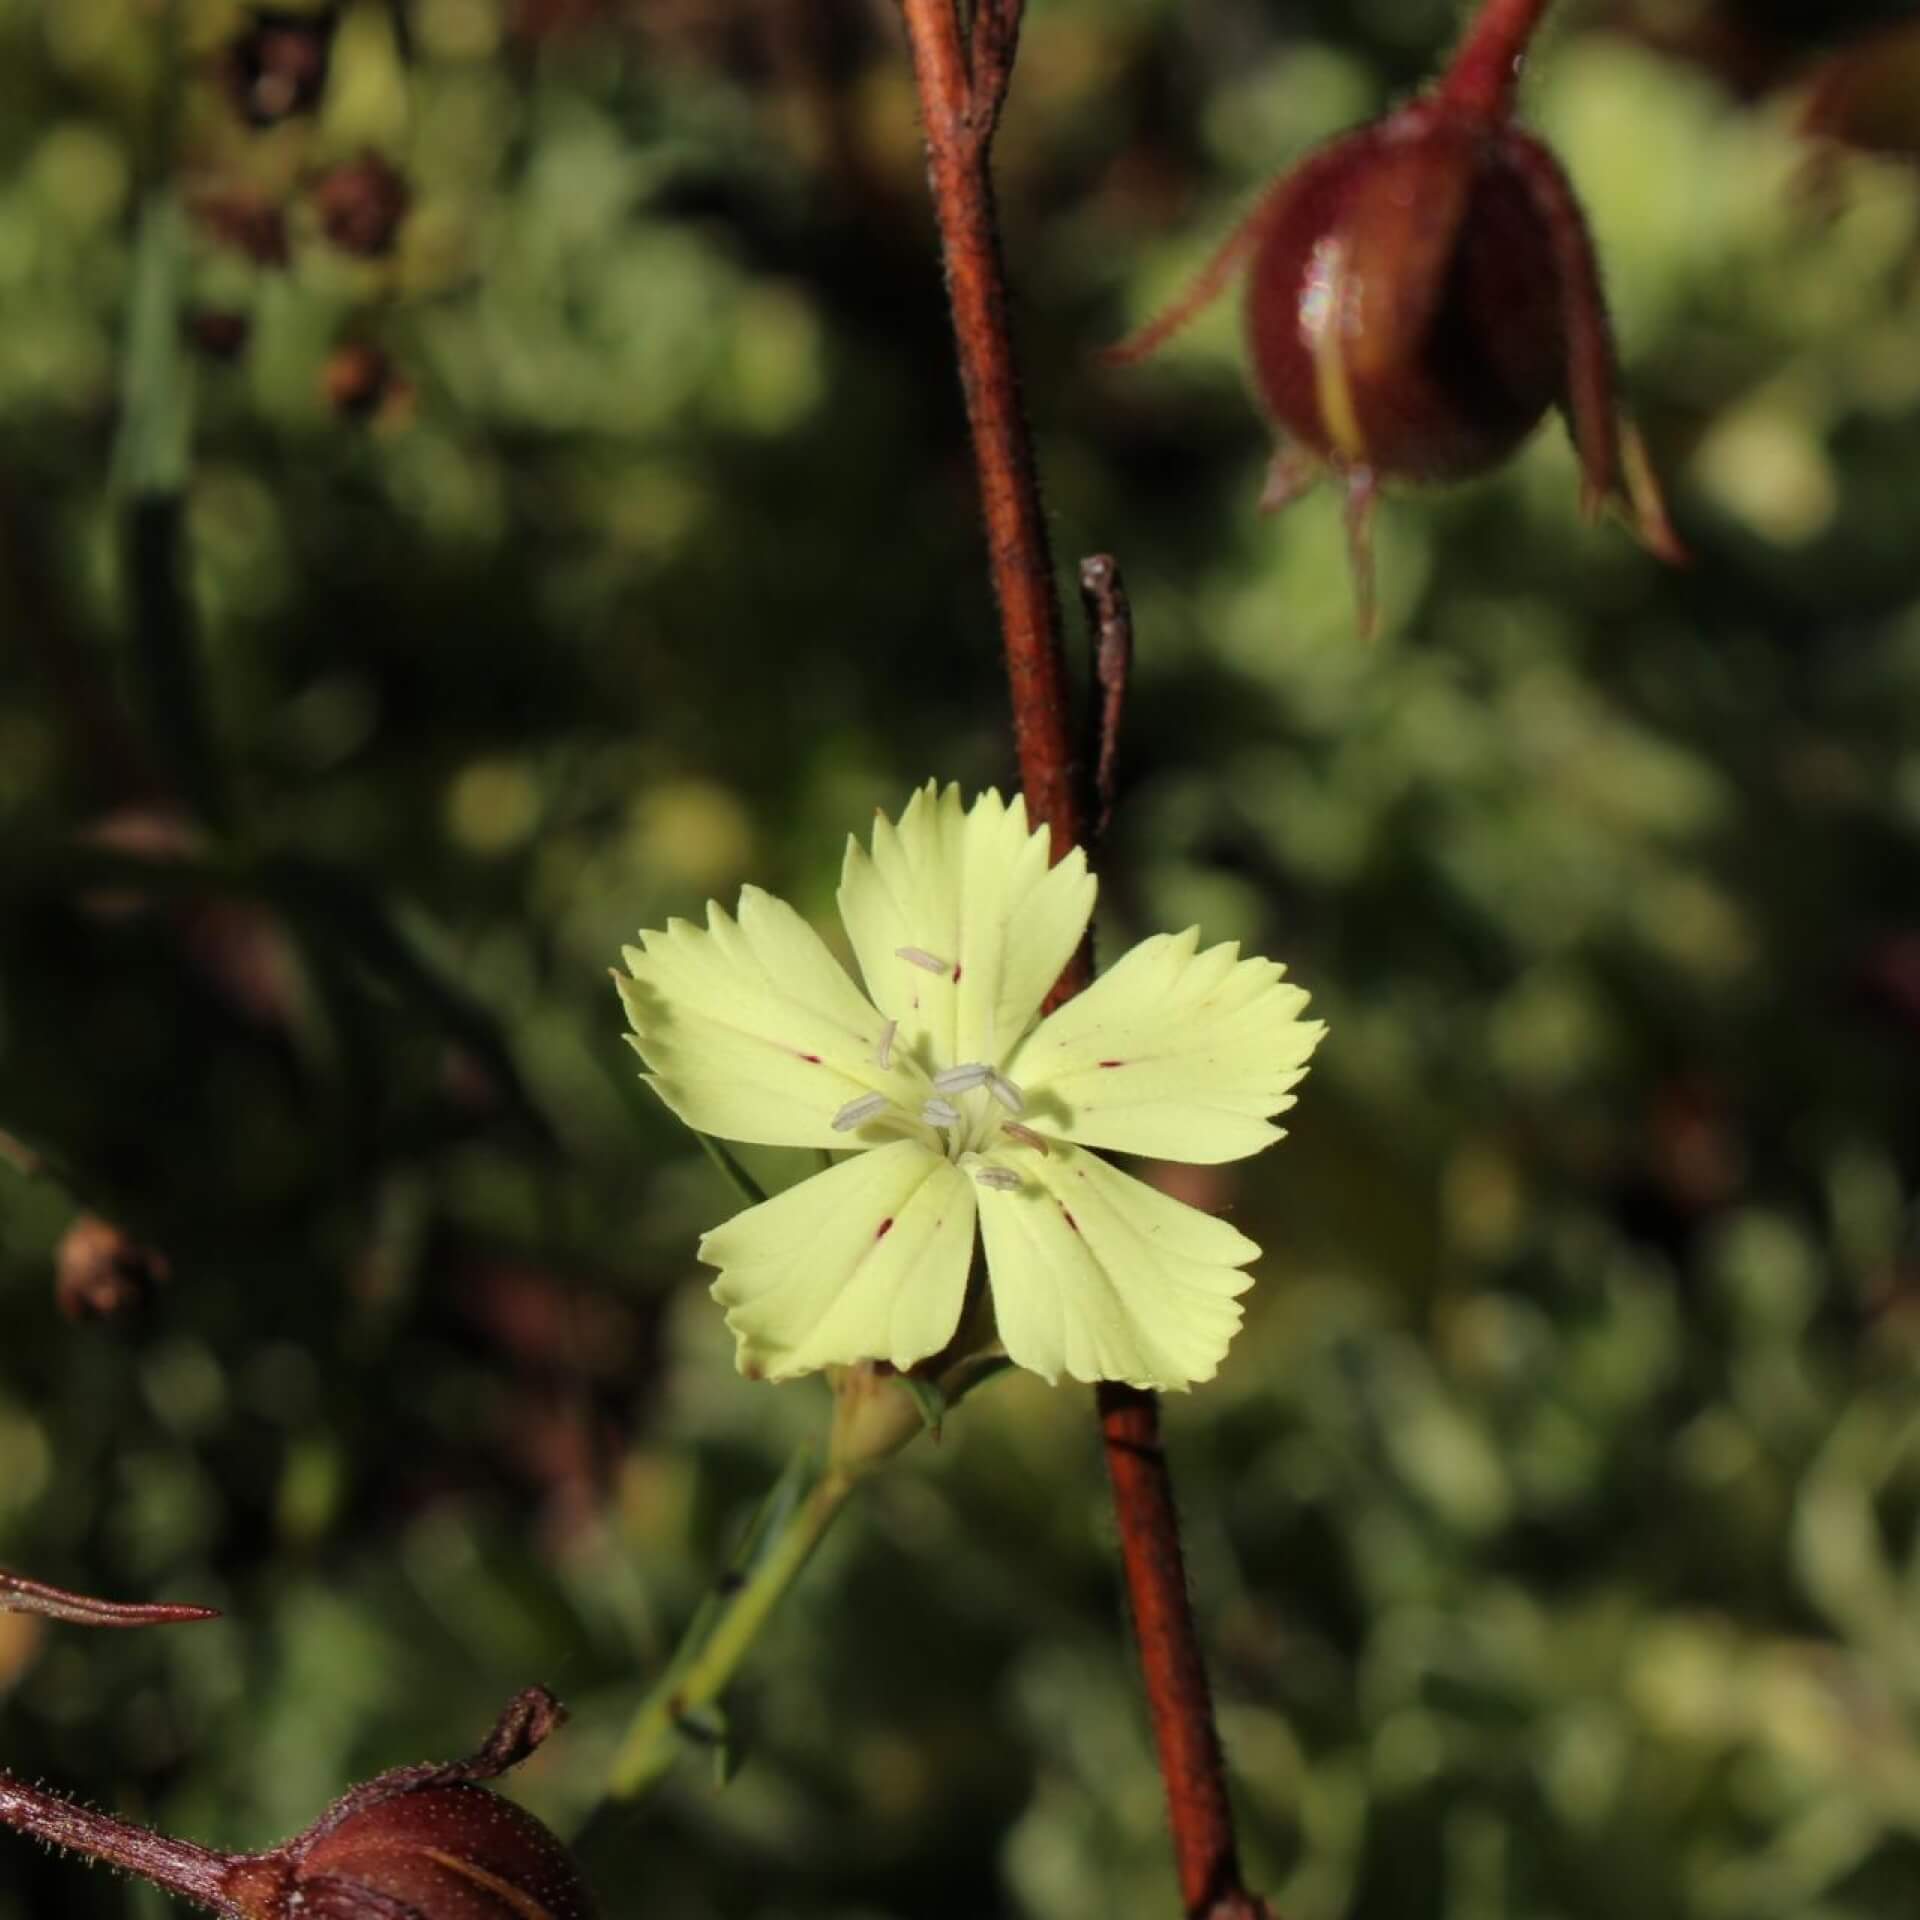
top-left (872, 1020), bottom-right (897, 1070)
top-left (974, 1167), bottom-right (1021, 1192)
top-left (832, 1093), bottom-right (890, 1132)
top-left (1001, 1121), bottom-right (1050, 1154)
top-left (897, 946), bottom-right (953, 976)
top-left (920, 1096), bottom-right (962, 1128)
top-left (986, 1072), bottom-right (1026, 1114)
top-left (933, 1062), bottom-right (991, 1094)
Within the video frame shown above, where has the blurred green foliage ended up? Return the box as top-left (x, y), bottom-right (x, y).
top-left (5, 0), bottom-right (1920, 1916)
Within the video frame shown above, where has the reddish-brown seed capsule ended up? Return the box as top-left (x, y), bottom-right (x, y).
top-left (1241, 105), bottom-right (1567, 488)
top-left (233, 1782), bottom-right (596, 1919)
top-left (1, 1688), bottom-right (597, 1920)
top-left (1106, 0), bottom-right (1683, 631)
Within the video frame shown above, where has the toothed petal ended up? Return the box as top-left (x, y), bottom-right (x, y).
top-left (617, 886), bottom-right (911, 1149)
top-left (702, 1143), bottom-right (976, 1379)
top-left (836, 783), bottom-right (1095, 1073)
top-left (976, 1145), bottom-right (1258, 1389)
top-left (1010, 930), bottom-right (1325, 1163)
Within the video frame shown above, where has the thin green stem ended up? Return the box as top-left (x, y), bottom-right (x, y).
top-left (607, 1454), bottom-right (856, 1799)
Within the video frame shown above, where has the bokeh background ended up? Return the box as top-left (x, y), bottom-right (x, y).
top-left (6, 0), bottom-right (1920, 1915)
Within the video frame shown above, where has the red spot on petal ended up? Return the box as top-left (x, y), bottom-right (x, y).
top-left (1062, 1208), bottom-right (1079, 1233)
top-left (798, 1052), bottom-right (822, 1064)
top-left (875, 1217), bottom-right (894, 1240)
top-left (951, 964), bottom-right (963, 982)
top-left (1097, 1059), bottom-right (1125, 1069)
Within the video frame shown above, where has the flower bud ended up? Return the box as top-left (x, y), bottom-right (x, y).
top-left (223, 7), bottom-right (340, 129)
top-left (193, 191), bottom-right (292, 268)
top-left (323, 340), bottom-right (413, 424)
top-left (312, 151), bottom-right (413, 260)
top-left (186, 310), bottom-right (256, 364)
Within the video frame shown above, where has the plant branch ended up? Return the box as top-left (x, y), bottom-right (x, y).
top-left (898, 8), bottom-right (1261, 1913)
top-left (898, 0), bottom-right (1078, 852)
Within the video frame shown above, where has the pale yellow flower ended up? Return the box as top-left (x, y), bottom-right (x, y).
top-left (616, 784), bottom-right (1324, 1391)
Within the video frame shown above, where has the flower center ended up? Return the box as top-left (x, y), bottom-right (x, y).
top-left (818, 945), bottom-right (1044, 1185)
top-left (831, 1060), bottom-right (1031, 1172)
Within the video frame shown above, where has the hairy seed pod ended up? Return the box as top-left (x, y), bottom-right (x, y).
top-left (1, 1688), bottom-right (598, 1920)
top-left (225, 1691), bottom-right (595, 1920)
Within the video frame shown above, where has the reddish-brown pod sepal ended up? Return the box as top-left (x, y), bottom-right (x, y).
top-left (0, 1566), bottom-right (215, 1626)
top-left (1799, 19), bottom-right (1920, 170)
top-left (225, 1688), bottom-right (598, 1920)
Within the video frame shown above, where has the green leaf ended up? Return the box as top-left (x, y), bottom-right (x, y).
top-left (113, 192), bottom-right (192, 499)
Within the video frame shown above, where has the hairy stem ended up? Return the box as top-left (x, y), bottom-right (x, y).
top-left (0, 1776), bottom-right (240, 1916)
top-left (897, 6), bottom-right (1259, 1913)
top-left (1439, 0), bottom-right (1555, 119)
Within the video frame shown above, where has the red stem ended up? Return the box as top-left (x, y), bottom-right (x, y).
top-left (1439, 0), bottom-right (1555, 119)
top-left (0, 1567), bottom-right (217, 1628)
top-left (896, 7), bottom-right (1259, 1914)
top-left (0, 1774), bottom-right (241, 1916)
top-left (897, 0), bottom-right (1078, 851)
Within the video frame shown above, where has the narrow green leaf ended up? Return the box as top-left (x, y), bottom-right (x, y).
top-left (114, 193), bottom-right (192, 498)
top-left (694, 1131), bottom-right (768, 1208)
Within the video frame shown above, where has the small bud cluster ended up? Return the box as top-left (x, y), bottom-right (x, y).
top-left (184, 7), bottom-right (416, 420)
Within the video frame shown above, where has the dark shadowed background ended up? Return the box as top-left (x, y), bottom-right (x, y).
top-left (6, 1), bottom-right (1920, 1915)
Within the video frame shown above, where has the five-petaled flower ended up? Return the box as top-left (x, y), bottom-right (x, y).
top-left (615, 785), bottom-right (1324, 1392)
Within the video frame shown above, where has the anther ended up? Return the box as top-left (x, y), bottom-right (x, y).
top-left (986, 1072), bottom-right (1026, 1114)
top-left (1001, 1121), bottom-right (1050, 1154)
top-left (896, 946), bottom-right (954, 976)
top-left (832, 1093), bottom-right (890, 1132)
top-left (932, 1063), bottom-right (991, 1094)
top-left (920, 1097), bottom-right (962, 1128)
top-left (872, 1020), bottom-right (897, 1070)
top-left (974, 1167), bottom-right (1021, 1192)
